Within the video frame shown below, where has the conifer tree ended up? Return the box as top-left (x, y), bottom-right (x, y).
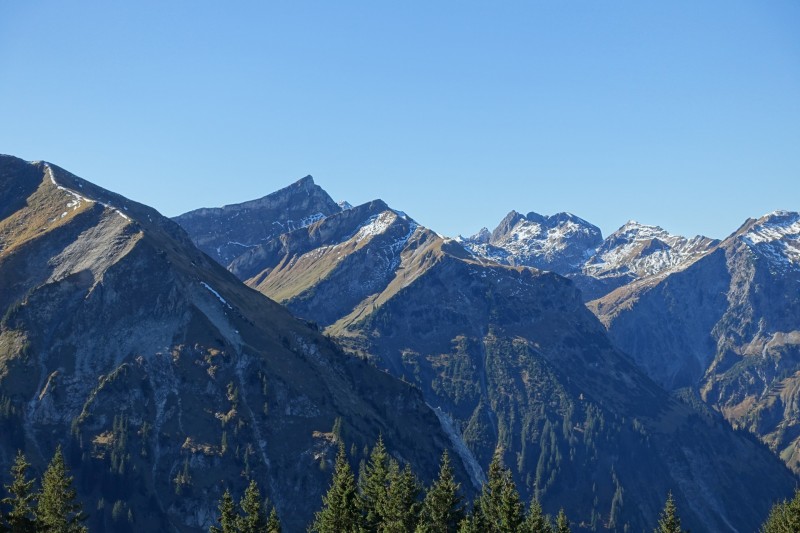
top-left (456, 513), bottom-right (480, 533)
top-left (1, 451), bottom-right (37, 533)
top-left (655, 492), bottom-right (684, 533)
top-left (761, 488), bottom-right (800, 533)
top-left (310, 443), bottom-right (361, 533)
top-left (359, 435), bottom-right (390, 532)
top-left (523, 499), bottom-right (552, 533)
top-left (266, 505), bottom-right (282, 533)
top-left (238, 479), bottom-right (268, 533)
top-left (35, 446), bottom-right (87, 533)
top-left (476, 453), bottom-right (524, 533)
top-left (554, 509), bottom-right (570, 533)
top-left (382, 461), bottom-right (420, 533)
top-left (416, 451), bottom-right (463, 533)
top-left (209, 489), bottom-right (237, 533)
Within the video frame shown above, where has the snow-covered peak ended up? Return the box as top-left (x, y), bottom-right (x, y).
top-left (585, 221), bottom-right (717, 280)
top-left (610, 221), bottom-right (673, 242)
top-left (740, 211), bottom-right (800, 270)
top-left (338, 200), bottom-right (353, 210)
top-left (354, 211), bottom-right (397, 242)
top-left (470, 227), bottom-right (491, 244)
top-left (461, 210), bottom-right (602, 272)
top-left (750, 210), bottom-right (800, 237)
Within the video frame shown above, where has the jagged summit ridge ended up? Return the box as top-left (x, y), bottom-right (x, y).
top-left (459, 209), bottom-right (603, 273)
top-left (459, 209), bottom-right (721, 301)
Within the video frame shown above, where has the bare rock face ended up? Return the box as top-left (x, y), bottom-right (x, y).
top-left (195, 189), bottom-right (797, 531)
top-left (0, 156), bottom-right (461, 533)
top-left (591, 211), bottom-right (800, 472)
top-left (172, 175), bottom-right (342, 267)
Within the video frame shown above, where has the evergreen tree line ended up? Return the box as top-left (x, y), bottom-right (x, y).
top-left (262, 435), bottom-right (796, 533)
top-left (2, 439), bottom-right (798, 532)
top-left (302, 437), bottom-right (577, 533)
top-left (220, 435), bottom-right (695, 533)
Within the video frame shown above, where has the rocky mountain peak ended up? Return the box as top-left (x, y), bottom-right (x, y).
top-left (461, 209), bottom-right (602, 273)
top-left (736, 210), bottom-right (800, 270)
top-left (174, 174), bottom-right (342, 267)
top-left (490, 210), bottom-right (526, 242)
top-left (469, 227), bottom-right (491, 243)
top-left (582, 219), bottom-right (718, 284)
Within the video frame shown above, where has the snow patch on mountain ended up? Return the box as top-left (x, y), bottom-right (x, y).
top-left (583, 221), bottom-right (716, 280)
top-left (460, 211), bottom-right (602, 272)
top-left (200, 281), bottom-right (233, 309)
top-left (741, 211), bottom-right (800, 270)
top-left (46, 164), bottom-right (131, 221)
top-left (355, 211), bottom-right (397, 242)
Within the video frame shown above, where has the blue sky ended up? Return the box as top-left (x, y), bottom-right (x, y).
top-left (1, 1), bottom-right (798, 239)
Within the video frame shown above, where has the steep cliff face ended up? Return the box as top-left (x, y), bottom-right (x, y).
top-left (0, 157), bottom-right (461, 532)
top-left (592, 211), bottom-right (800, 472)
top-left (220, 196), bottom-right (796, 532)
top-left (172, 175), bottom-right (342, 267)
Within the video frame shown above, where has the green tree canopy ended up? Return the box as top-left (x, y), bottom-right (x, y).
top-left (1, 450), bottom-right (37, 533)
top-left (35, 446), bottom-right (87, 533)
top-left (523, 499), bottom-right (552, 533)
top-left (476, 452), bottom-right (524, 533)
top-left (237, 480), bottom-right (268, 533)
top-left (359, 435), bottom-right (390, 532)
top-left (382, 461), bottom-right (420, 533)
top-left (655, 492), bottom-right (684, 533)
top-left (209, 489), bottom-right (237, 533)
top-left (266, 505), bottom-right (281, 533)
top-left (310, 443), bottom-right (361, 533)
top-left (554, 509), bottom-right (570, 533)
top-left (416, 451), bottom-right (463, 533)
top-left (761, 488), bottom-right (800, 533)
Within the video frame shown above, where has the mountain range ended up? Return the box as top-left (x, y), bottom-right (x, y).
top-left (0, 155), bottom-right (796, 532)
top-left (174, 174), bottom-right (799, 531)
top-left (460, 205), bottom-right (800, 475)
top-left (0, 156), bottom-right (461, 532)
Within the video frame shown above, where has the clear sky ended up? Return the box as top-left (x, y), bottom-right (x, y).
top-left (1, 1), bottom-right (798, 239)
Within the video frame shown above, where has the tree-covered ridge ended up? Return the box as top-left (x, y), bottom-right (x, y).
top-left (1, 423), bottom-right (798, 533)
top-left (193, 436), bottom-right (793, 533)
